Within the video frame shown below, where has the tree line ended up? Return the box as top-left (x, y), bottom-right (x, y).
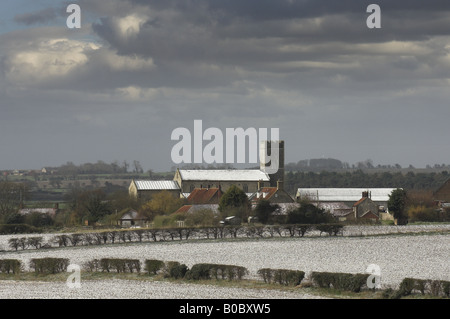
top-left (284, 170), bottom-right (449, 194)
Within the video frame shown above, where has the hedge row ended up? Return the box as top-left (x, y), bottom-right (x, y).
top-left (397, 277), bottom-right (450, 297)
top-left (1, 257), bottom-right (449, 298)
top-left (6, 224), bottom-right (345, 251)
top-left (29, 258), bottom-right (70, 274)
top-left (84, 259), bottom-right (247, 281)
top-left (0, 259), bottom-right (22, 274)
top-left (257, 268), bottom-right (305, 286)
top-left (185, 263), bottom-right (248, 281)
top-left (83, 258), bottom-right (141, 273)
top-left (311, 271), bottom-right (370, 293)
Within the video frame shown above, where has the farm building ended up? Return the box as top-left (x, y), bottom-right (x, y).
top-left (173, 168), bottom-right (270, 194)
top-left (296, 188), bottom-right (395, 209)
top-left (129, 180), bottom-right (181, 199)
top-left (117, 209), bottom-right (149, 227)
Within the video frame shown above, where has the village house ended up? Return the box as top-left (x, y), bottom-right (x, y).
top-left (352, 191), bottom-right (380, 222)
top-left (249, 180), bottom-right (294, 204)
top-left (433, 178), bottom-right (450, 203)
top-left (117, 209), bottom-right (149, 228)
top-left (185, 187), bottom-right (223, 205)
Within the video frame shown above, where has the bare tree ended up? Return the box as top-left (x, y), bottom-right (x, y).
top-left (0, 182), bottom-right (28, 220)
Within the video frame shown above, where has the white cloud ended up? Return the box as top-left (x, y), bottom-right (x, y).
top-left (4, 38), bottom-right (99, 85)
top-left (112, 14), bottom-right (147, 39)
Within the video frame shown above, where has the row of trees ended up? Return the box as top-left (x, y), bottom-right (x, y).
top-left (285, 158), bottom-right (450, 172)
top-left (46, 160), bottom-right (146, 176)
top-left (284, 170), bottom-right (449, 194)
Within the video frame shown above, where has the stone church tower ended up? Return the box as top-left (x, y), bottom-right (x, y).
top-left (260, 140), bottom-right (285, 189)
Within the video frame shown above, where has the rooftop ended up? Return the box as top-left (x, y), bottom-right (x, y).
top-left (134, 180), bottom-right (180, 190)
top-left (296, 188), bottom-right (396, 202)
top-left (178, 169), bottom-right (270, 182)
top-left (187, 188), bottom-right (223, 204)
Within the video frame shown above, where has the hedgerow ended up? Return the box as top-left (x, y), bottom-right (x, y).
top-left (185, 263), bottom-right (248, 281)
top-left (397, 277), bottom-right (450, 298)
top-left (257, 268), bottom-right (305, 286)
top-left (29, 258), bottom-right (69, 274)
top-left (4, 224), bottom-right (347, 252)
top-left (310, 271), bottom-right (369, 292)
top-left (0, 259), bottom-right (22, 274)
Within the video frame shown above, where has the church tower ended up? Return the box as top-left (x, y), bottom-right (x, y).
top-left (260, 140), bottom-right (285, 189)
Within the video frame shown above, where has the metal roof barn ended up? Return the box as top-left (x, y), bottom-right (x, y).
top-left (134, 180), bottom-right (180, 190)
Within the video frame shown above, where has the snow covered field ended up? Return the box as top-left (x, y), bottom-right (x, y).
top-left (0, 279), bottom-right (326, 299)
top-left (1, 231), bottom-right (449, 295)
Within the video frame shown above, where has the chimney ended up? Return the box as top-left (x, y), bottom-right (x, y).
top-left (277, 180), bottom-right (283, 190)
top-left (362, 191), bottom-right (369, 198)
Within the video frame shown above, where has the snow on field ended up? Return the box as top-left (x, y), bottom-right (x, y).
top-left (0, 279), bottom-right (326, 299)
top-left (1, 232), bottom-right (449, 290)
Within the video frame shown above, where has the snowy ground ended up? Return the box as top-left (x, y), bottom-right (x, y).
top-left (1, 231), bottom-right (449, 294)
top-left (0, 279), bottom-right (327, 299)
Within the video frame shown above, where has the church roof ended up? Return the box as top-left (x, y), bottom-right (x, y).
top-left (178, 169), bottom-right (270, 182)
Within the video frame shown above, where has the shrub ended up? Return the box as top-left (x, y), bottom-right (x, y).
top-left (258, 268), bottom-right (305, 286)
top-left (26, 237), bottom-right (44, 249)
top-left (29, 258), bottom-right (69, 274)
top-left (0, 259), bottom-right (22, 274)
top-left (397, 278), bottom-right (450, 297)
top-left (443, 281), bottom-right (450, 297)
top-left (398, 278), bottom-right (417, 296)
top-left (186, 263), bottom-right (213, 280)
top-left (164, 261), bottom-right (188, 279)
top-left (311, 271), bottom-right (369, 292)
top-left (185, 263), bottom-right (248, 281)
top-left (315, 224), bottom-right (344, 236)
top-left (99, 258), bottom-right (140, 273)
top-left (83, 259), bottom-right (101, 272)
top-left (144, 259), bottom-right (165, 276)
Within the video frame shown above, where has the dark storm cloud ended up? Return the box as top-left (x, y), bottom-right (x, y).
top-left (1, 0), bottom-right (450, 170)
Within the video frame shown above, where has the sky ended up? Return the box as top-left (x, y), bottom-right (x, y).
top-left (1, 0), bottom-right (450, 172)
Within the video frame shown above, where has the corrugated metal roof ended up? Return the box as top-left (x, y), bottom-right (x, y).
top-left (135, 180), bottom-right (180, 190)
top-left (178, 169), bottom-right (270, 181)
top-left (296, 188), bottom-right (396, 202)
